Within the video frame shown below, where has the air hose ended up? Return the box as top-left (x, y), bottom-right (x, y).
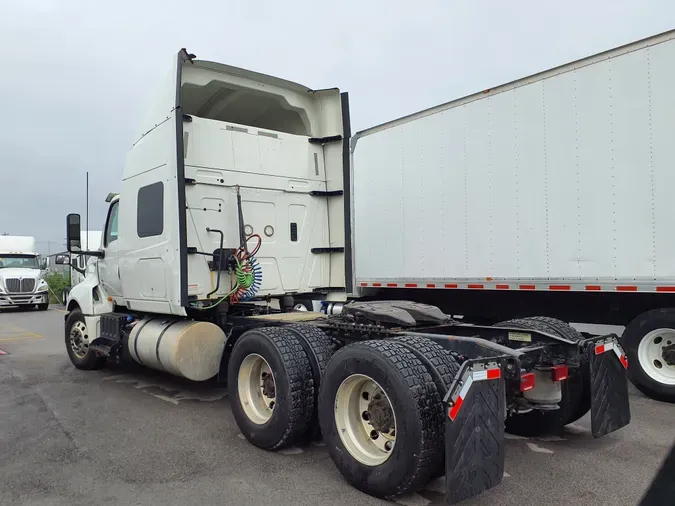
top-left (229, 235), bottom-right (262, 304)
top-left (194, 186), bottom-right (263, 310)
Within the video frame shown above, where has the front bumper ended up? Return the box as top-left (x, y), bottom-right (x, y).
top-left (0, 291), bottom-right (49, 306)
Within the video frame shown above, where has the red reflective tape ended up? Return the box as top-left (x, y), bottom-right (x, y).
top-left (620, 354), bottom-right (628, 369)
top-left (372, 282), bottom-right (382, 287)
top-left (448, 396), bottom-right (464, 421)
top-left (360, 282), bottom-right (368, 287)
top-left (467, 284), bottom-right (484, 289)
top-left (405, 283), bottom-right (417, 288)
top-left (495, 284), bottom-right (509, 290)
top-left (616, 286), bottom-right (637, 292)
top-left (426, 283), bottom-right (436, 288)
top-left (595, 344), bottom-right (605, 355)
top-left (445, 283), bottom-right (458, 289)
top-left (656, 286), bottom-right (675, 292)
top-left (586, 285), bottom-right (602, 291)
top-left (519, 284), bottom-right (536, 290)
top-left (487, 368), bottom-right (501, 380)
top-left (549, 285), bottom-right (571, 291)
top-left (386, 283), bottom-right (398, 287)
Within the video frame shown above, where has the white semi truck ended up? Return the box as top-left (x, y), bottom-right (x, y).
top-left (58, 47), bottom-right (631, 504)
top-left (0, 236), bottom-right (49, 310)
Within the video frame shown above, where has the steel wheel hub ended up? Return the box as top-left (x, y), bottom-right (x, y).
top-left (238, 353), bottom-right (276, 425)
top-left (638, 328), bottom-right (675, 385)
top-left (69, 321), bottom-right (89, 358)
top-left (334, 374), bottom-right (396, 466)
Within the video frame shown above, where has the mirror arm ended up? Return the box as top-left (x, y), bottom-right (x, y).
top-left (69, 263), bottom-right (86, 275)
top-left (79, 250), bottom-right (105, 259)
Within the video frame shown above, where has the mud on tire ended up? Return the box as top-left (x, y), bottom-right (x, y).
top-left (318, 340), bottom-right (442, 498)
top-left (228, 327), bottom-right (314, 450)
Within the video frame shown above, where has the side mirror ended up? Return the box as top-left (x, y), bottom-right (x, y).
top-left (67, 214), bottom-right (82, 252)
top-left (54, 254), bottom-right (69, 265)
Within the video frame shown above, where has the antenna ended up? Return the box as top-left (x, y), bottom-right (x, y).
top-left (86, 171), bottom-right (89, 251)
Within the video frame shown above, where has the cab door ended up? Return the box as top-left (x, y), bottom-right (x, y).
top-left (98, 200), bottom-right (123, 300)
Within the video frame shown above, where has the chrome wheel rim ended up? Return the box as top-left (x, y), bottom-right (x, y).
top-left (70, 320), bottom-right (89, 359)
top-left (238, 353), bottom-right (276, 424)
top-left (334, 374), bottom-right (396, 466)
top-left (638, 329), bottom-right (675, 385)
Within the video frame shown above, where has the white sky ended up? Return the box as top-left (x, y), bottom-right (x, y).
top-left (1, 0), bottom-right (674, 253)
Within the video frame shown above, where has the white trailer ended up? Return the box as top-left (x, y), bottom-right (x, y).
top-left (58, 48), bottom-right (632, 504)
top-left (0, 236), bottom-right (49, 310)
top-left (350, 29), bottom-right (675, 403)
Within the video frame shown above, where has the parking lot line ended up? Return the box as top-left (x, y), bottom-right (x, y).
top-left (0, 335), bottom-right (43, 342)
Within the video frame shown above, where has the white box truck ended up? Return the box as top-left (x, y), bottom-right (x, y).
top-left (348, 29), bottom-right (675, 404)
top-left (57, 46), bottom-right (631, 504)
top-left (0, 236), bottom-right (50, 310)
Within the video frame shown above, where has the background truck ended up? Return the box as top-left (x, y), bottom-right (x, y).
top-left (0, 235), bottom-right (49, 310)
top-left (58, 48), bottom-right (631, 504)
top-left (335, 28), bottom-right (675, 404)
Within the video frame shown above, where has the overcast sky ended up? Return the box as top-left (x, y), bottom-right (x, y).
top-left (1, 0), bottom-right (674, 254)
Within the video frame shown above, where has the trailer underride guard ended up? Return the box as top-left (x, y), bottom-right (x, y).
top-left (83, 300), bottom-right (630, 504)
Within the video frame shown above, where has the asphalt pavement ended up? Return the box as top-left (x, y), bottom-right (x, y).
top-left (1, 307), bottom-right (673, 506)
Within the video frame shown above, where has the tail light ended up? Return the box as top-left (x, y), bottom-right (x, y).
top-left (520, 372), bottom-right (536, 392)
top-left (551, 365), bottom-right (569, 382)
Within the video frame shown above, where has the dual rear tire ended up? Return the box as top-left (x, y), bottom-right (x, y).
top-left (228, 326), bottom-right (459, 497)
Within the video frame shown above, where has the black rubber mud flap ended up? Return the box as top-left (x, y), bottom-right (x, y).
top-left (588, 336), bottom-right (631, 438)
top-left (444, 360), bottom-right (505, 505)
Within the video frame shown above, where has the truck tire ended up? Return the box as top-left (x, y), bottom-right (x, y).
top-left (622, 309), bottom-right (675, 403)
top-left (283, 324), bottom-right (335, 438)
top-left (495, 317), bottom-right (587, 436)
top-left (318, 340), bottom-right (442, 498)
top-left (37, 303), bottom-right (49, 311)
top-left (390, 335), bottom-right (460, 478)
top-left (65, 309), bottom-right (106, 370)
top-left (228, 327), bottom-right (314, 450)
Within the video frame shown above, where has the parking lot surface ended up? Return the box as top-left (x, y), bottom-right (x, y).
top-left (1, 307), bottom-right (673, 506)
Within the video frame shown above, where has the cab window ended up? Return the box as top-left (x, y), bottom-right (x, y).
top-left (104, 202), bottom-right (119, 246)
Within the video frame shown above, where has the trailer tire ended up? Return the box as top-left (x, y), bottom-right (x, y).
top-left (283, 324), bottom-right (335, 438)
top-left (390, 335), bottom-right (460, 478)
top-left (622, 309), bottom-right (675, 403)
top-left (496, 317), bottom-right (588, 436)
top-left (228, 327), bottom-right (314, 450)
top-left (319, 340), bottom-right (441, 497)
top-left (65, 309), bottom-right (106, 370)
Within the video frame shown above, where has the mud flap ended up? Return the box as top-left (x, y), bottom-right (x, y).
top-left (588, 336), bottom-right (631, 438)
top-left (444, 360), bottom-right (505, 505)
